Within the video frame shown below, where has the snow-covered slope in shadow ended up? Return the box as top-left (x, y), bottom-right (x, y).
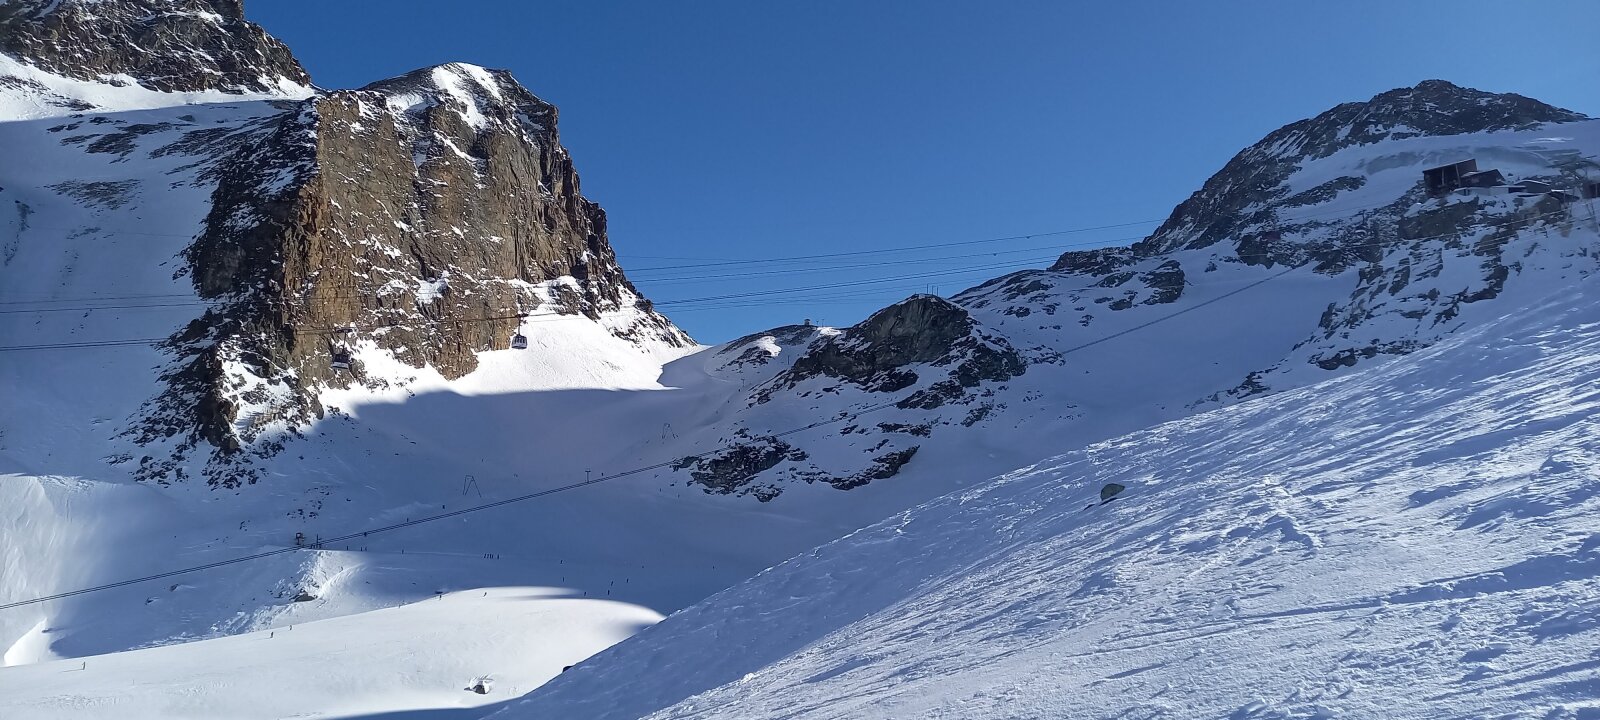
top-left (0, 587), bottom-right (659, 719)
top-left (506, 278), bottom-right (1600, 719)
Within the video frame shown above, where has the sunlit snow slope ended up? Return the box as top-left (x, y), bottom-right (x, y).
top-left (5, 5), bottom-right (1600, 715)
top-left (507, 278), bottom-right (1600, 719)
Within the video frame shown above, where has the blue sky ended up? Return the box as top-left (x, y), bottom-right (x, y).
top-left (249, 1), bottom-right (1600, 343)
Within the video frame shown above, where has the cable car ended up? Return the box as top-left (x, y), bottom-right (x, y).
top-left (331, 349), bottom-right (352, 370)
top-left (511, 333), bottom-right (528, 350)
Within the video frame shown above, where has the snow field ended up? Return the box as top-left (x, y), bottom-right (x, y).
top-left (0, 586), bottom-right (660, 720)
top-left (505, 279), bottom-right (1600, 719)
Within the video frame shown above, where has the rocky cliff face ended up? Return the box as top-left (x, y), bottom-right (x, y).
top-left (129, 63), bottom-right (691, 485)
top-left (0, 4), bottom-right (694, 486)
top-left (0, 0), bottom-right (309, 94)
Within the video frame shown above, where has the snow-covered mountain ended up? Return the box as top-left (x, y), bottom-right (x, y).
top-left (3, 2), bottom-right (1599, 717)
top-left (672, 84), bottom-right (1598, 502)
top-left (505, 262), bottom-right (1600, 720)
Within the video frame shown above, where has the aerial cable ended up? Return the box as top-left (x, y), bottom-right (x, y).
top-left (0, 193), bottom-right (1444, 307)
top-left (0, 207), bottom-right (1578, 352)
top-left (0, 252), bottom-right (1303, 612)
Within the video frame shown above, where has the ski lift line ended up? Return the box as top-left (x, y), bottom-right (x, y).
top-left (0, 208), bottom-right (1579, 352)
top-left (0, 245), bottom-right (1085, 309)
top-left (621, 226), bottom-right (1156, 272)
top-left (0, 244), bottom-right (1307, 612)
top-left (0, 194), bottom-right (1450, 307)
top-left (0, 241), bottom-right (1124, 313)
top-left (618, 198), bottom-right (1430, 272)
top-left (632, 205), bottom-right (1582, 306)
top-left (626, 240), bottom-right (1148, 282)
top-left (651, 256), bottom-right (1072, 305)
top-left (0, 337), bottom-right (176, 351)
top-left (0, 270), bottom-right (1276, 350)
top-left (8, 174), bottom-right (1423, 255)
top-left (5, 201), bottom-right (1576, 317)
top-left (0, 254), bottom-right (1068, 319)
top-left (0, 398), bottom-right (898, 612)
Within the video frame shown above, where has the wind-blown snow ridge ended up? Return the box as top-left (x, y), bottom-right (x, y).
top-left (507, 277), bottom-right (1600, 719)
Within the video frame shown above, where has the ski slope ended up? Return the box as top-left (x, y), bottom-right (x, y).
top-left (504, 278), bottom-right (1600, 719)
top-left (5, 34), bottom-right (1599, 717)
top-left (0, 586), bottom-right (658, 720)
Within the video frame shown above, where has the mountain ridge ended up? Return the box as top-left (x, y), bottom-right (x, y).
top-left (3, 4), bottom-right (1600, 716)
top-left (0, 0), bottom-right (309, 95)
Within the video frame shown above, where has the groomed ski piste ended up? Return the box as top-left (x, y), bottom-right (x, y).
top-left (502, 277), bottom-right (1600, 720)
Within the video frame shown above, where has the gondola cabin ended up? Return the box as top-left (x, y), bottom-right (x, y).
top-left (511, 333), bottom-right (529, 350)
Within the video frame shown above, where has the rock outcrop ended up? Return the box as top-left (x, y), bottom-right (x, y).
top-left (0, 0), bottom-right (309, 94)
top-left (1125, 80), bottom-right (1585, 267)
top-left (762, 295), bottom-right (1025, 401)
top-left (16, 6), bottom-right (699, 485)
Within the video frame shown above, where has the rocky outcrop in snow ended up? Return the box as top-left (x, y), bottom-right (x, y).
top-left (0, 3), bottom-right (692, 485)
top-left (126, 62), bottom-right (691, 485)
top-left (762, 295), bottom-right (1025, 400)
top-left (1121, 80), bottom-right (1585, 266)
top-left (0, 0), bottom-right (308, 95)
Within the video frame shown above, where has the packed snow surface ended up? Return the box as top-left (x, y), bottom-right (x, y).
top-left (505, 279), bottom-right (1600, 719)
top-left (1, 587), bottom-right (659, 720)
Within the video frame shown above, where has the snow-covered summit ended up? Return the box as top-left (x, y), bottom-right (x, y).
top-left (664, 85), bottom-right (1600, 502)
top-left (1094, 79), bottom-right (1587, 265)
top-left (362, 62), bottom-right (532, 131)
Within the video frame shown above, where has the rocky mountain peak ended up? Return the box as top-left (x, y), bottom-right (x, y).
top-left (1053, 80), bottom-right (1588, 270)
top-left (123, 56), bottom-right (688, 486)
top-left (361, 62), bottom-right (526, 118)
top-left (0, 0), bottom-right (309, 94)
top-left (1266, 79), bottom-right (1585, 164)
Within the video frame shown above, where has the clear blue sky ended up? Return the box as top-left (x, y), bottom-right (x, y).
top-left (248, 1), bottom-right (1599, 343)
